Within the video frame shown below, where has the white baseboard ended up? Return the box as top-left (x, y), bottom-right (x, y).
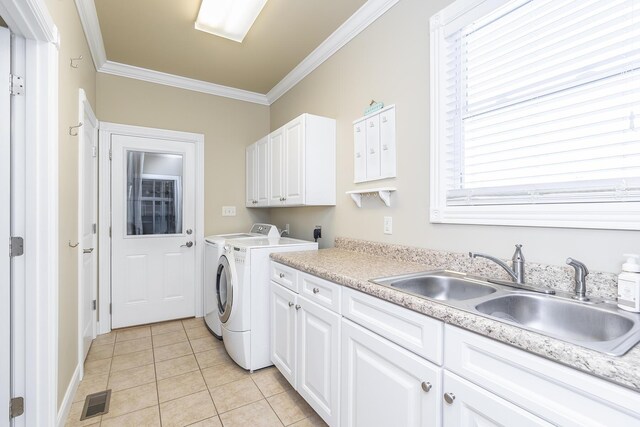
top-left (56, 363), bottom-right (81, 427)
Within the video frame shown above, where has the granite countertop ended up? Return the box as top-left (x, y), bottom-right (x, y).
top-left (270, 248), bottom-right (640, 392)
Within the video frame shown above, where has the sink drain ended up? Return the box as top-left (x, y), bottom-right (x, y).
top-left (80, 389), bottom-right (111, 420)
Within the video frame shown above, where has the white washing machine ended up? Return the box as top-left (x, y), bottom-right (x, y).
top-left (204, 224), bottom-right (279, 338)
top-left (218, 236), bottom-right (317, 371)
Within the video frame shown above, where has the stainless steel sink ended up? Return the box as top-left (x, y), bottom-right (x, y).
top-left (475, 294), bottom-right (633, 341)
top-left (371, 270), bottom-right (497, 301)
top-left (370, 270), bottom-right (640, 356)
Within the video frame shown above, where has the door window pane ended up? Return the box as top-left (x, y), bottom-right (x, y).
top-left (127, 151), bottom-right (183, 235)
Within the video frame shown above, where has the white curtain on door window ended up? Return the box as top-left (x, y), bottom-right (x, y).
top-left (127, 151), bottom-right (145, 235)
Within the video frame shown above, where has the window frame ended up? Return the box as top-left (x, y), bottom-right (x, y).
top-left (429, 0), bottom-right (640, 230)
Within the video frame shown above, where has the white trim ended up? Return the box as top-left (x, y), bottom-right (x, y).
top-left (55, 363), bottom-right (80, 427)
top-left (265, 0), bottom-right (400, 104)
top-left (74, 0), bottom-right (399, 105)
top-left (73, 0), bottom-right (106, 68)
top-left (99, 60), bottom-right (270, 105)
top-left (98, 122), bottom-right (206, 333)
top-left (0, 0), bottom-right (58, 44)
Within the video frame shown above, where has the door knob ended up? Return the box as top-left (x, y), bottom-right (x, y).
top-left (186, 228), bottom-right (193, 235)
top-left (444, 392), bottom-right (456, 404)
top-left (181, 241), bottom-right (194, 248)
top-left (83, 248), bottom-right (94, 254)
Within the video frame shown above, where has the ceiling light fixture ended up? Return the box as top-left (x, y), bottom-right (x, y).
top-left (195, 0), bottom-right (268, 43)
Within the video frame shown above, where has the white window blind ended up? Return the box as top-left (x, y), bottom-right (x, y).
top-left (439, 0), bottom-right (640, 206)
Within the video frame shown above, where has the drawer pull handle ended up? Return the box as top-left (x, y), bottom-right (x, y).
top-left (444, 392), bottom-right (455, 404)
top-left (288, 301), bottom-right (294, 307)
top-left (295, 304), bottom-right (301, 310)
top-left (279, 273), bottom-right (285, 278)
top-left (312, 287), bottom-right (320, 294)
top-left (421, 382), bottom-right (432, 393)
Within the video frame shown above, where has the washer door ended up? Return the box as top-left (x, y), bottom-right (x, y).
top-left (216, 255), bottom-right (234, 323)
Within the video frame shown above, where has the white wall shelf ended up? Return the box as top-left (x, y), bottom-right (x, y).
top-left (346, 187), bottom-right (396, 208)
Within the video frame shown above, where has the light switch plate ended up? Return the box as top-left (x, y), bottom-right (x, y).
top-left (384, 216), bottom-right (392, 234)
top-left (222, 206), bottom-right (236, 216)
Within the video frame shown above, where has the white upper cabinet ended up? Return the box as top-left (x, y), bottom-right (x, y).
top-left (353, 105), bottom-right (396, 183)
top-left (269, 113), bottom-right (336, 207)
top-left (246, 136), bottom-right (269, 207)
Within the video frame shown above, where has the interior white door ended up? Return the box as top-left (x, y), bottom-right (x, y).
top-left (78, 90), bottom-right (98, 365)
top-left (0, 25), bottom-right (11, 425)
top-left (111, 134), bottom-right (196, 328)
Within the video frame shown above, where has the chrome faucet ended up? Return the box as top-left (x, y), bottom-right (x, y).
top-left (566, 257), bottom-right (589, 301)
top-left (469, 244), bottom-right (526, 285)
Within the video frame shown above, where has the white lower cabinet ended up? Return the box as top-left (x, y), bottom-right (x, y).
top-left (341, 319), bottom-right (442, 427)
top-left (270, 277), bottom-right (341, 426)
top-left (442, 371), bottom-right (552, 427)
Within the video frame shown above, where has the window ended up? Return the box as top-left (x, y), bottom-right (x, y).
top-left (430, 0), bottom-right (640, 229)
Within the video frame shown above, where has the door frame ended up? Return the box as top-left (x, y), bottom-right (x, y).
top-left (98, 122), bottom-right (205, 334)
top-left (0, 0), bottom-right (59, 425)
top-left (77, 88), bottom-right (98, 378)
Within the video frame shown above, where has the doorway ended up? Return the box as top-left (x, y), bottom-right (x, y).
top-left (99, 123), bottom-right (205, 332)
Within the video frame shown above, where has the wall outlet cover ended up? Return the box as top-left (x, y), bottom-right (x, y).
top-left (222, 206), bottom-right (236, 216)
top-left (384, 216), bottom-right (392, 234)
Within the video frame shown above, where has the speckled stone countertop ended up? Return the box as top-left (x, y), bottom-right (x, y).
top-left (270, 243), bottom-right (640, 392)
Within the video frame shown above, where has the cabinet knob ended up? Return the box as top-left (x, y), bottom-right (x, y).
top-left (369, 122), bottom-right (375, 128)
top-left (382, 145), bottom-right (388, 151)
top-left (295, 304), bottom-right (301, 310)
top-left (288, 301), bottom-right (294, 307)
top-left (312, 287), bottom-right (320, 294)
top-left (382, 116), bottom-right (388, 123)
top-left (444, 392), bottom-right (456, 404)
top-left (369, 149), bottom-right (375, 154)
top-left (355, 153), bottom-right (361, 158)
top-left (421, 382), bottom-right (432, 392)
top-left (279, 273), bottom-right (285, 278)
top-left (356, 127), bottom-right (361, 132)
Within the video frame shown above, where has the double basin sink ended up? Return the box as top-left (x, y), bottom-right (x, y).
top-left (370, 270), bottom-right (640, 356)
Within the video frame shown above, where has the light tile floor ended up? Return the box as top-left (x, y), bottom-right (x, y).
top-left (65, 317), bottom-right (328, 427)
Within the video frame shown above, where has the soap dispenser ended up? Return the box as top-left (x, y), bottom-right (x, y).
top-left (618, 254), bottom-right (640, 312)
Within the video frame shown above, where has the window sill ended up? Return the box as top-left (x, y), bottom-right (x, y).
top-left (429, 202), bottom-right (640, 230)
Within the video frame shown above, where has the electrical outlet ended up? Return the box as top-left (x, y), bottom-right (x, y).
top-left (222, 206), bottom-right (236, 216)
top-left (384, 216), bottom-right (392, 234)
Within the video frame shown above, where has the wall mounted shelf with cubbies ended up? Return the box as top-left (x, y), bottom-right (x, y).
top-left (346, 187), bottom-right (396, 208)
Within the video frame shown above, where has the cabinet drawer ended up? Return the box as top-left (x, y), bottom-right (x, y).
top-left (445, 325), bottom-right (640, 427)
top-left (299, 272), bottom-right (341, 314)
top-left (342, 287), bottom-right (443, 365)
top-left (270, 262), bottom-right (298, 292)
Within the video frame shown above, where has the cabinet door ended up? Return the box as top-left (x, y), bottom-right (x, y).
top-left (297, 297), bottom-right (340, 427)
top-left (270, 282), bottom-right (297, 387)
top-left (245, 143), bottom-right (257, 207)
top-left (341, 319), bottom-right (441, 427)
top-left (379, 107), bottom-right (396, 178)
top-left (268, 127), bottom-right (285, 205)
top-left (365, 115), bottom-right (380, 180)
top-left (443, 371), bottom-right (552, 427)
top-left (353, 120), bottom-right (366, 183)
top-left (284, 116), bottom-right (305, 205)
top-left (256, 136), bottom-right (269, 206)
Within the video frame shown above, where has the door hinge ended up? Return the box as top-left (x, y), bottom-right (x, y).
top-left (108, 148), bottom-right (112, 160)
top-left (10, 74), bottom-right (24, 96)
top-left (109, 226), bottom-right (111, 238)
top-left (92, 145), bottom-right (97, 158)
top-left (109, 303), bottom-right (112, 314)
top-left (92, 223), bottom-right (97, 234)
top-left (10, 396), bottom-right (24, 418)
top-left (92, 300), bottom-right (97, 310)
top-left (9, 236), bottom-right (24, 257)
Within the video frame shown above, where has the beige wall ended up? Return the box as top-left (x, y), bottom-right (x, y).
top-left (96, 74), bottom-right (271, 236)
top-left (269, 0), bottom-right (640, 273)
top-left (44, 0), bottom-right (98, 408)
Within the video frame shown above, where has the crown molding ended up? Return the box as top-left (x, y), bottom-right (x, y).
top-left (99, 61), bottom-right (270, 105)
top-left (75, 0), bottom-right (400, 106)
top-left (265, 0), bottom-right (400, 104)
top-left (74, 0), bottom-right (106, 68)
